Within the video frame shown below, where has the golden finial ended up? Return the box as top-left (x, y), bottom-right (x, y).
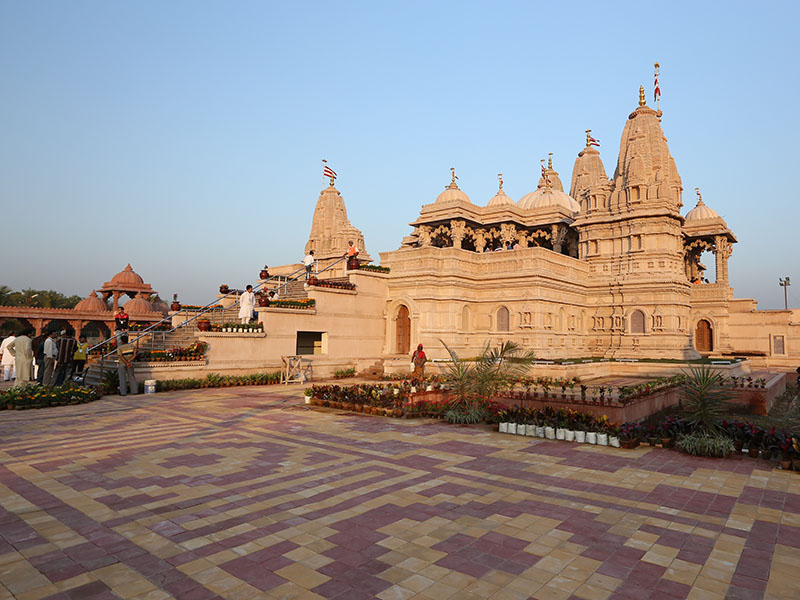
top-left (695, 187), bottom-right (703, 203)
top-left (639, 85), bottom-right (646, 106)
top-left (585, 129), bottom-right (592, 148)
top-left (541, 159), bottom-right (551, 189)
top-left (498, 173), bottom-right (503, 190)
top-left (450, 167), bottom-right (458, 185)
top-left (548, 153), bottom-right (553, 170)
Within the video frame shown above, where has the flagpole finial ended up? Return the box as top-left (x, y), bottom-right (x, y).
top-left (654, 62), bottom-right (660, 69)
top-left (450, 167), bottom-right (457, 185)
top-left (586, 129), bottom-right (592, 148)
top-left (695, 187), bottom-right (703, 203)
top-left (639, 85), bottom-right (646, 106)
top-left (498, 173), bottom-right (503, 190)
top-left (547, 153), bottom-right (553, 170)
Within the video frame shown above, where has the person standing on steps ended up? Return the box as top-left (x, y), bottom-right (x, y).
top-left (114, 307), bottom-right (129, 332)
top-left (303, 250), bottom-right (316, 280)
top-left (238, 284), bottom-right (255, 324)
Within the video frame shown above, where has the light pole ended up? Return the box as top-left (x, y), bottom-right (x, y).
top-left (779, 277), bottom-right (791, 310)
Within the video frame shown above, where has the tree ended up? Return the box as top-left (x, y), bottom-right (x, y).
top-left (440, 339), bottom-right (536, 423)
top-left (681, 365), bottom-right (731, 433)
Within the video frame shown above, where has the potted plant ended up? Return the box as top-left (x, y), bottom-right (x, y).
top-left (747, 424), bottom-right (764, 458)
top-left (171, 293), bottom-right (181, 311)
top-left (197, 318), bottom-right (211, 332)
top-left (608, 422), bottom-right (621, 448)
top-left (619, 422), bottom-right (641, 449)
top-left (219, 284), bottom-right (229, 294)
top-left (260, 265), bottom-right (270, 279)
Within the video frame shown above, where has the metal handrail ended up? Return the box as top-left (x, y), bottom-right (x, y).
top-left (88, 255), bottom-right (351, 362)
top-left (88, 267), bottom-right (306, 360)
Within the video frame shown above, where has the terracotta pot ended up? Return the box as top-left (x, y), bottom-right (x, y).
top-left (661, 437), bottom-right (673, 448)
top-left (621, 438), bottom-right (640, 449)
top-left (734, 440), bottom-right (744, 452)
top-left (260, 268), bottom-right (270, 279)
top-left (779, 459), bottom-right (792, 470)
top-left (197, 320), bottom-right (211, 332)
top-left (219, 285), bottom-right (229, 294)
top-left (748, 447), bottom-right (760, 458)
top-left (258, 296), bottom-right (268, 307)
top-left (170, 301), bottom-right (181, 311)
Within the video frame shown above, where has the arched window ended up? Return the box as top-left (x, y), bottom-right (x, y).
top-left (461, 305), bottom-right (470, 331)
top-left (497, 307), bottom-right (510, 332)
top-left (630, 310), bottom-right (645, 334)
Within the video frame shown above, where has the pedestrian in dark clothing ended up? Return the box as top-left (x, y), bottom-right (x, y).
top-left (54, 331), bottom-right (77, 386)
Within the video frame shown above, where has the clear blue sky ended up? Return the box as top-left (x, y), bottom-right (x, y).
top-left (1, 0), bottom-right (797, 308)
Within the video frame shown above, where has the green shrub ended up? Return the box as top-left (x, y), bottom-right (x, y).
top-left (676, 432), bottom-right (733, 457)
top-left (444, 406), bottom-right (487, 424)
top-left (681, 365), bottom-right (731, 433)
top-left (333, 368), bottom-right (356, 379)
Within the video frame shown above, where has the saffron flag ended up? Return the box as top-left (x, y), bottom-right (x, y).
top-left (323, 165), bottom-right (337, 180)
top-left (589, 135), bottom-right (600, 147)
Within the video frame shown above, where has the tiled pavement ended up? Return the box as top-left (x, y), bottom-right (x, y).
top-left (0, 388), bottom-right (798, 600)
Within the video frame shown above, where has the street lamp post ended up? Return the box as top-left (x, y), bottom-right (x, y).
top-left (779, 277), bottom-right (791, 310)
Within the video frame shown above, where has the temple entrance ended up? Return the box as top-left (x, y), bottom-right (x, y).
top-left (695, 319), bottom-right (713, 353)
top-left (396, 305), bottom-right (410, 354)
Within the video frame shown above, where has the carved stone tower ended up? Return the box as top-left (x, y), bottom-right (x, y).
top-left (572, 88), bottom-right (699, 359)
top-left (305, 184), bottom-right (371, 266)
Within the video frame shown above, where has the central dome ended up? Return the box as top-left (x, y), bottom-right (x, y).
top-left (110, 264), bottom-right (144, 286)
top-left (435, 169), bottom-right (471, 205)
top-left (685, 197), bottom-right (720, 221)
top-left (518, 187), bottom-right (579, 212)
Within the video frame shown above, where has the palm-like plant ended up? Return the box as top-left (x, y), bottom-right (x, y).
top-left (681, 365), bottom-right (731, 433)
top-left (440, 339), bottom-right (536, 421)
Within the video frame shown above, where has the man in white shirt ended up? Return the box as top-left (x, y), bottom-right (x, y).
top-left (238, 285), bottom-right (255, 324)
top-left (1, 334), bottom-right (17, 381)
top-left (42, 331), bottom-right (58, 386)
top-left (303, 250), bottom-right (315, 280)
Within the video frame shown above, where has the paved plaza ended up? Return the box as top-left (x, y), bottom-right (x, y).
top-left (0, 387), bottom-right (798, 600)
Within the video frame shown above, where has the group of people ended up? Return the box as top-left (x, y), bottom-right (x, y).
top-left (486, 241), bottom-right (522, 252)
top-left (0, 329), bottom-right (88, 388)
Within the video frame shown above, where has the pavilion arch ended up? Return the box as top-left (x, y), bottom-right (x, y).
top-left (496, 306), bottom-right (510, 332)
top-left (628, 309), bottom-right (647, 334)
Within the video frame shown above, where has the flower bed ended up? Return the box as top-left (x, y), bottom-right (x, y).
top-left (145, 371), bottom-right (281, 392)
top-left (1, 384), bottom-right (100, 410)
top-left (306, 384), bottom-right (406, 416)
top-left (270, 299), bottom-right (315, 309)
top-left (493, 405), bottom-right (622, 447)
top-left (358, 265), bottom-right (390, 274)
top-left (137, 342), bottom-right (207, 362)
top-left (309, 280), bottom-right (356, 291)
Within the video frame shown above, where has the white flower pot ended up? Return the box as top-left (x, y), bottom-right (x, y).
top-left (526, 424), bottom-right (537, 437)
top-left (516, 424), bottom-right (527, 436)
top-left (426, 385), bottom-right (433, 391)
top-left (556, 428), bottom-right (566, 441)
top-left (393, 388), bottom-right (400, 396)
top-left (499, 422), bottom-right (509, 434)
top-left (304, 395), bottom-right (312, 404)
top-left (508, 423), bottom-right (517, 435)
top-left (545, 426), bottom-right (555, 439)
top-left (609, 436), bottom-right (621, 448)
top-left (597, 433), bottom-right (609, 446)
top-left (410, 386), bottom-right (416, 393)
top-left (565, 430), bottom-right (575, 442)
top-left (586, 432), bottom-right (597, 444)
top-left (536, 426), bottom-right (545, 438)
top-left (575, 431), bottom-right (586, 443)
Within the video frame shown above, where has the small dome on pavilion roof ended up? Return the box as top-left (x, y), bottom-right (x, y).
top-left (685, 191), bottom-right (721, 221)
top-left (487, 174), bottom-right (513, 207)
top-left (74, 291), bottom-right (108, 312)
top-left (110, 264), bottom-right (144, 286)
top-left (123, 292), bottom-right (157, 314)
top-left (435, 168), bottom-right (471, 205)
top-left (150, 295), bottom-right (170, 316)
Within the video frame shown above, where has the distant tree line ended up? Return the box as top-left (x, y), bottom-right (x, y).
top-left (0, 285), bottom-right (86, 335)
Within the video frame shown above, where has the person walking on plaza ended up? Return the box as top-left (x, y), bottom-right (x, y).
top-left (6, 330), bottom-right (33, 386)
top-left (238, 285), bottom-right (255, 324)
top-left (54, 330), bottom-right (76, 386)
top-left (72, 335), bottom-right (88, 377)
top-left (411, 344), bottom-right (427, 378)
top-left (303, 250), bottom-right (316, 280)
top-left (116, 335), bottom-right (138, 396)
top-left (31, 330), bottom-right (47, 383)
top-left (42, 331), bottom-right (58, 386)
top-left (0, 333), bottom-right (16, 381)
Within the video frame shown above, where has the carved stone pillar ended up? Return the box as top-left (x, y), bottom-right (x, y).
top-left (112, 291), bottom-right (122, 312)
top-left (28, 318), bottom-right (49, 336)
top-left (450, 220), bottom-right (466, 249)
top-left (517, 231), bottom-right (529, 248)
top-left (69, 320), bottom-right (87, 338)
top-left (500, 223), bottom-right (516, 247)
top-left (473, 229), bottom-right (487, 253)
top-left (550, 224), bottom-right (567, 254)
top-left (715, 236), bottom-right (732, 285)
top-left (418, 226), bottom-right (432, 247)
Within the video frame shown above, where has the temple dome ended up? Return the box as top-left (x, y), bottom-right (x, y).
top-left (123, 292), bottom-right (157, 314)
top-left (685, 197), bottom-right (720, 221)
top-left (150, 295), bottom-right (170, 316)
top-left (518, 187), bottom-right (580, 212)
top-left (487, 189), bottom-right (514, 207)
top-left (74, 291), bottom-right (108, 312)
top-left (436, 181), bottom-right (471, 205)
top-left (109, 264), bottom-right (144, 286)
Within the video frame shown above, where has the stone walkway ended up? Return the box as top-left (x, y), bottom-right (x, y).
top-left (0, 387), bottom-right (797, 599)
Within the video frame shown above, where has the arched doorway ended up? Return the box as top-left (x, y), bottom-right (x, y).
top-left (695, 319), bottom-right (713, 353)
top-left (396, 305), bottom-right (410, 354)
